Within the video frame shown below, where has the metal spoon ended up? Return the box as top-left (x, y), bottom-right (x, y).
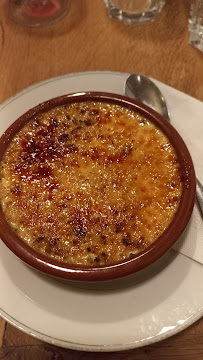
top-left (125, 73), bottom-right (203, 216)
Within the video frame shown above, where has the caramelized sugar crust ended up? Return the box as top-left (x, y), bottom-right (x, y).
top-left (0, 102), bottom-right (182, 266)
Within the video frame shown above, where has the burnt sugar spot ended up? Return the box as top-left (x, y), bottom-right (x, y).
top-left (84, 120), bottom-right (92, 126)
top-left (122, 233), bottom-right (131, 246)
top-left (51, 119), bottom-right (58, 127)
top-left (11, 184), bottom-right (22, 195)
top-left (31, 165), bottom-right (52, 180)
top-left (115, 221), bottom-right (125, 233)
top-left (66, 144), bottom-right (78, 154)
top-left (49, 237), bottom-right (59, 246)
top-left (58, 133), bottom-right (69, 143)
top-left (106, 144), bottom-right (133, 163)
top-left (76, 228), bottom-right (86, 237)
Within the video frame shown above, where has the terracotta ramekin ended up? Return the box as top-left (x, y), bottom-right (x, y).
top-left (0, 92), bottom-right (196, 281)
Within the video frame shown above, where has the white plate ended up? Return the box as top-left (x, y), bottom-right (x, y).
top-left (0, 71), bottom-right (202, 352)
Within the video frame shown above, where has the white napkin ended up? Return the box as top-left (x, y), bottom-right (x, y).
top-left (173, 206), bottom-right (203, 264)
top-left (153, 79), bottom-right (203, 265)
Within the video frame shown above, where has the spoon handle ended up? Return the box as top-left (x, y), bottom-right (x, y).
top-left (196, 179), bottom-right (203, 217)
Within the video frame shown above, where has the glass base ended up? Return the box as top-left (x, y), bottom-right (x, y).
top-left (108, 9), bottom-right (157, 25)
top-left (189, 31), bottom-right (203, 52)
top-left (104, 0), bottom-right (166, 25)
top-left (188, 1), bottom-right (203, 53)
top-left (6, 0), bottom-right (71, 27)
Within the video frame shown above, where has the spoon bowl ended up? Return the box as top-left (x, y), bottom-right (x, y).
top-left (125, 73), bottom-right (170, 121)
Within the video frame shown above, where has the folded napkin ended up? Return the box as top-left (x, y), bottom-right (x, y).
top-left (173, 205), bottom-right (203, 264)
top-left (153, 79), bottom-right (203, 265)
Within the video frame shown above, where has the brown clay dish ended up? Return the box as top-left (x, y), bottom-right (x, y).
top-left (0, 92), bottom-right (196, 281)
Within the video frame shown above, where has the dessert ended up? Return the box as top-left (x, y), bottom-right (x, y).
top-left (0, 101), bottom-right (182, 266)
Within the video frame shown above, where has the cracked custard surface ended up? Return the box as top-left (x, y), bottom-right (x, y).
top-left (0, 102), bottom-right (182, 266)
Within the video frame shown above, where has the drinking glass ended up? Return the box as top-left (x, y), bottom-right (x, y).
top-left (104, 0), bottom-right (166, 25)
top-left (6, 0), bottom-right (71, 27)
top-left (188, 0), bottom-right (203, 52)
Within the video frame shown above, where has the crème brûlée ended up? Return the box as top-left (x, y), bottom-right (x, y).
top-left (0, 102), bottom-right (182, 266)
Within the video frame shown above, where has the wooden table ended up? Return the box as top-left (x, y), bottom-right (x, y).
top-left (0, 0), bottom-right (202, 358)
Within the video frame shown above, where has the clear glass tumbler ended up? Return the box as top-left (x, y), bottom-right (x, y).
top-left (188, 0), bottom-right (203, 52)
top-left (104, 0), bottom-right (166, 25)
top-left (6, 0), bottom-right (71, 27)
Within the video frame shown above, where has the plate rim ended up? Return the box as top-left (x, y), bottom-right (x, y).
top-left (0, 70), bottom-right (129, 111)
top-left (0, 306), bottom-right (202, 352)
